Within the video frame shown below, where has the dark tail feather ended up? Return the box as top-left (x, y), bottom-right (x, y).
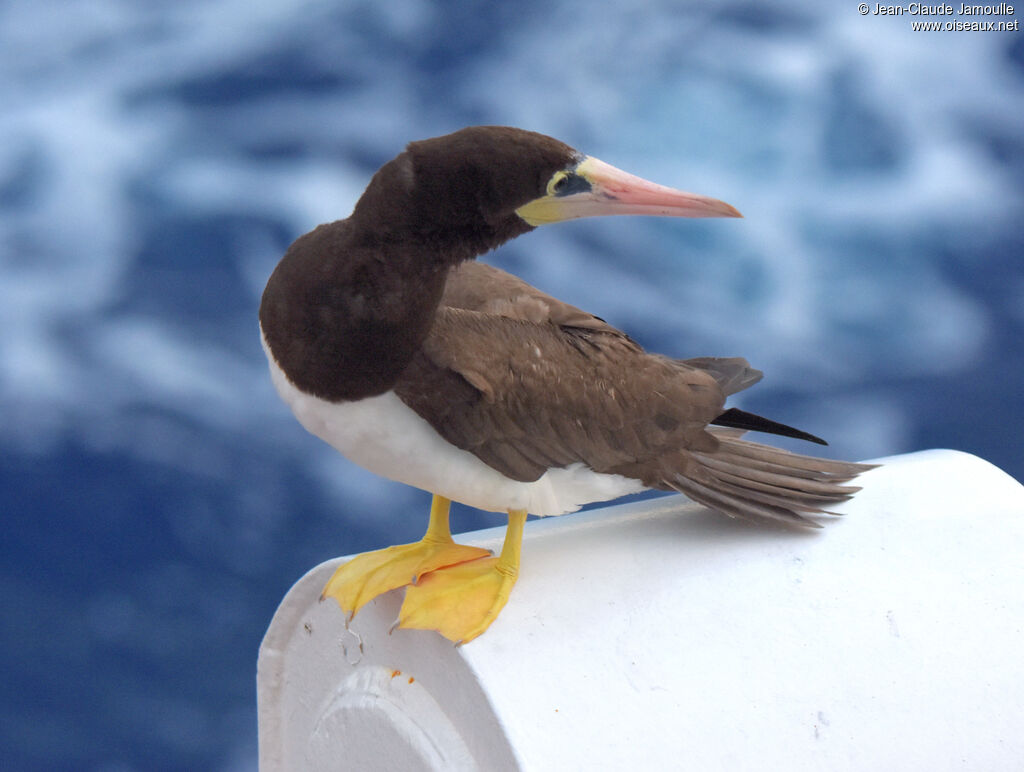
top-left (711, 407), bottom-right (828, 446)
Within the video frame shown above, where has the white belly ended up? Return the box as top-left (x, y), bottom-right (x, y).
top-left (261, 329), bottom-right (646, 516)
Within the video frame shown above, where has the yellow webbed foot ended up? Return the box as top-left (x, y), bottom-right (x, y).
top-left (321, 495), bottom-right (490, 619)
top-left (398, 556), bottom-right (518, 644)
top-left (321, 540), bottom-right (491, 619)
top-left (398, 509), bottom-right (527, 645)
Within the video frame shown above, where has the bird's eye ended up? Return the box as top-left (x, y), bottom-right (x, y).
top-left (546, 169), bottom-right (592, 197)
top-left (548, 171), bottom-right (570, 196)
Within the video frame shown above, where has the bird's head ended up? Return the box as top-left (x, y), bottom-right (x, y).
top-left (353, 126), bottom-right (741, 259)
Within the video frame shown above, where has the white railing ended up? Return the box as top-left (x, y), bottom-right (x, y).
top-left (258, 449), bottom-right (1024, 771)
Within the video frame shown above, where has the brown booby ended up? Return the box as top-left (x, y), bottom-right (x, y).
top-left (259, 126), bottom-right (874, 644)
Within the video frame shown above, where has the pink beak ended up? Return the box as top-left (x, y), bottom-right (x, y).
top-left (516, 155), bottom-right (742, 226)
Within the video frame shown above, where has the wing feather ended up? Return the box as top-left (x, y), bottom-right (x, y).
top-left (394, 303), bottom-right (726, 483)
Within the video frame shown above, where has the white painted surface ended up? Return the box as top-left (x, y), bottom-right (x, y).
top-left (258, 450), bottom-right (1024, 771)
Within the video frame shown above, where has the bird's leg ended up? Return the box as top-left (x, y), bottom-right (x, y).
top-left (321, 494), bottom-right (491, 620)
top-left (398, 509), bottom-right (527, 645)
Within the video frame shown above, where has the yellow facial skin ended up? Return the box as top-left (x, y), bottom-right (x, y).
top-left (516, 156), bottom-right (741, 227)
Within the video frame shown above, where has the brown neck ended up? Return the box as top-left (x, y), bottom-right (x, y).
top-left (259, 218), bottom-right (452, 402)
top-left (259, 152), bottom-right (535, 402)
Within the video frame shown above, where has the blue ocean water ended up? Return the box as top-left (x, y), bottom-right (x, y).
top-left (2, 1), bottom-right (1022, 768)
